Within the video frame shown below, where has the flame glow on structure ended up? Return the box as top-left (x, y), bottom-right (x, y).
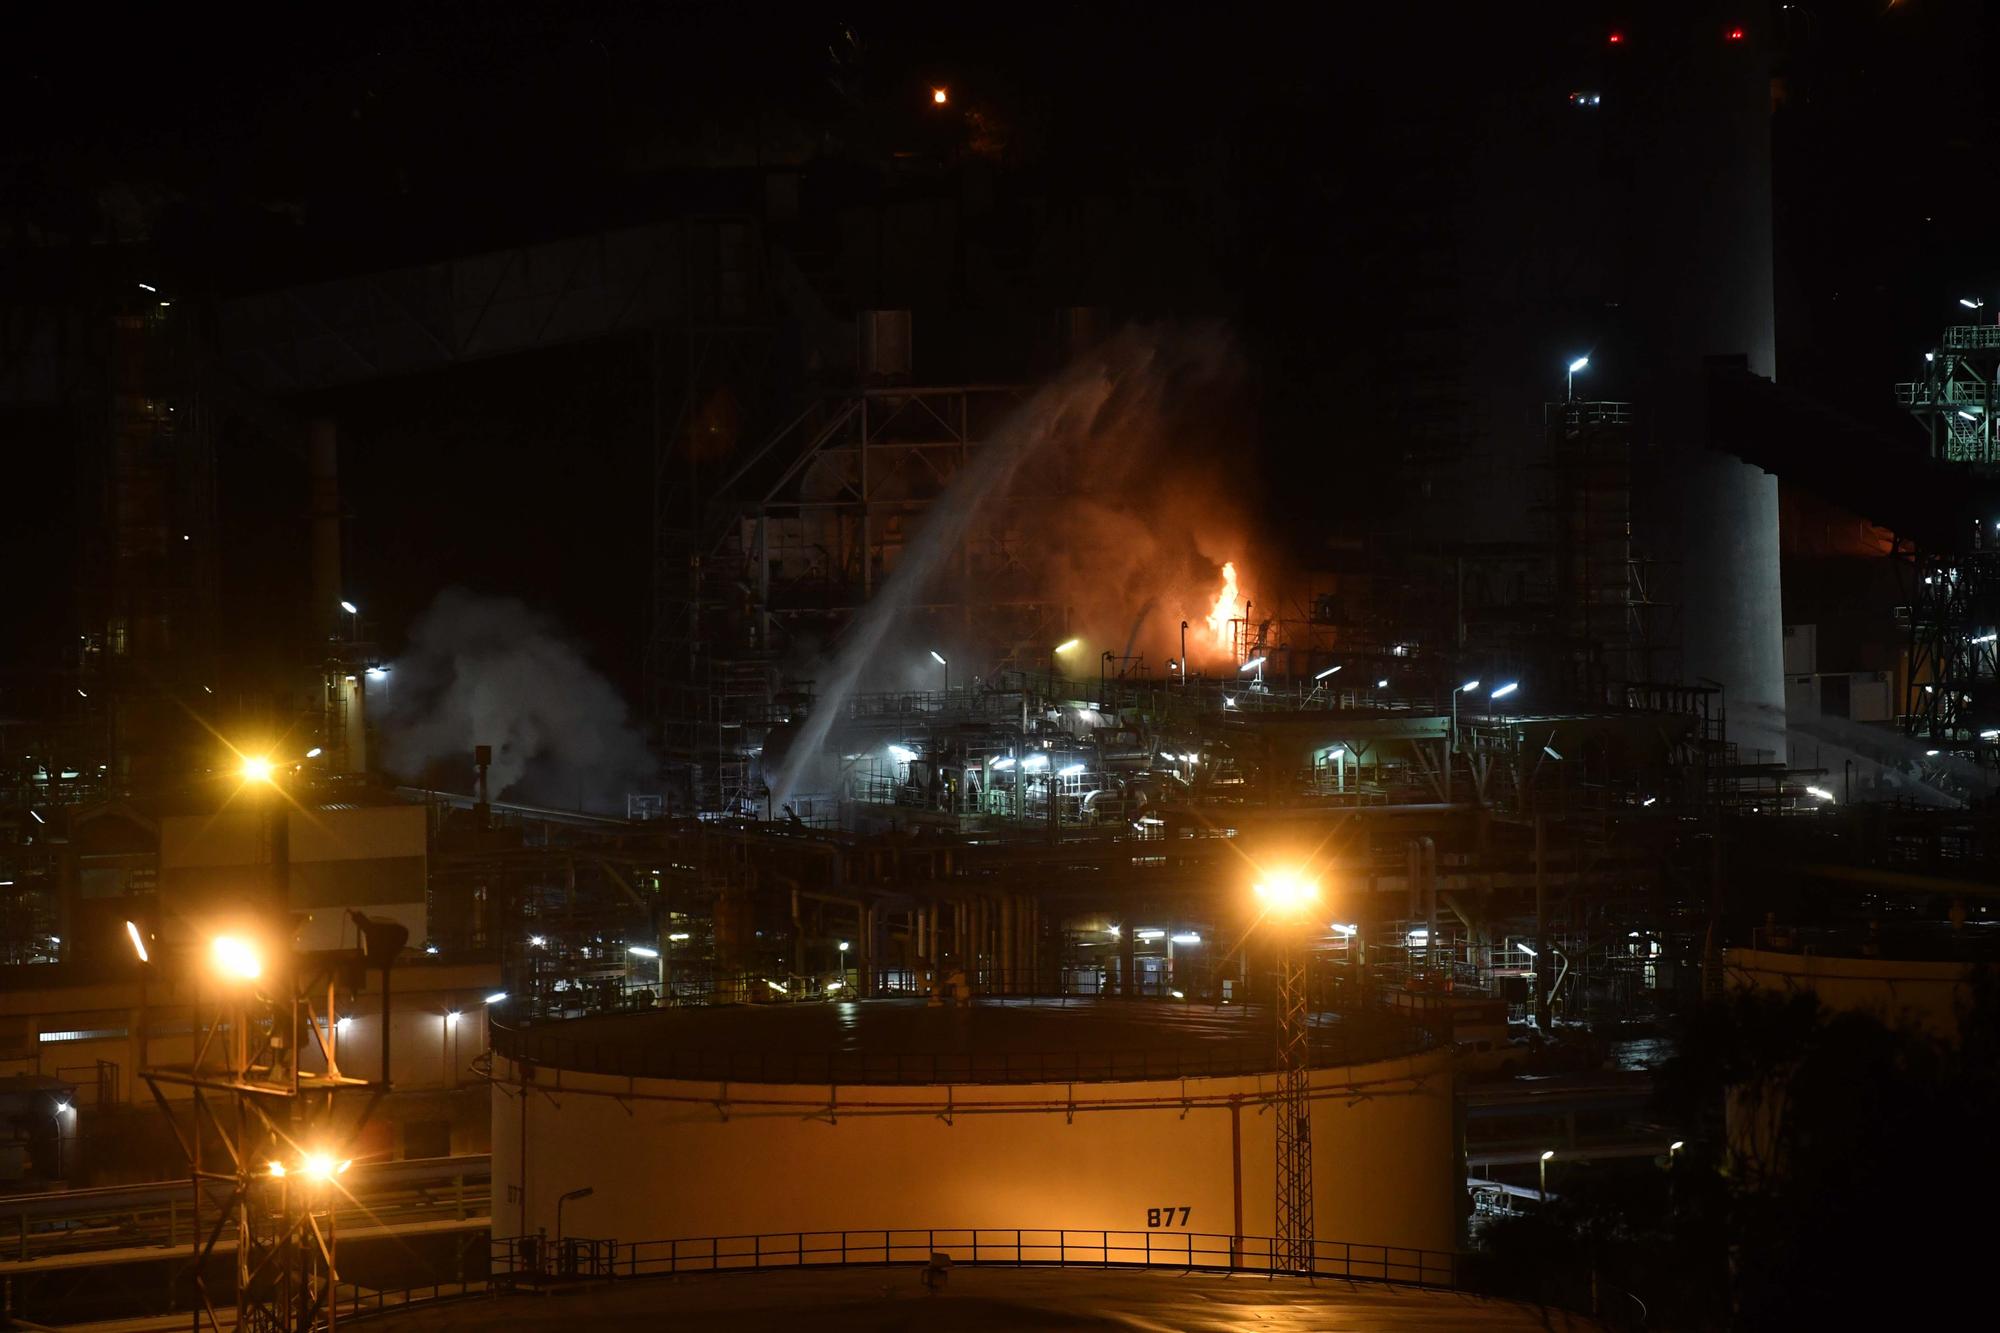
top-left (1205, 561), bottom-right (1243, 655)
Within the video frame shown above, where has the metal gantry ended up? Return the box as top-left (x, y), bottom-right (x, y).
top-left (1272, 935), bottom-right (1314, 1272)
top-left (142, 912), bottom-right (402, 1333)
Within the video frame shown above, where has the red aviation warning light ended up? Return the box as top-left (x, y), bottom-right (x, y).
top-left (1608, 31), bottom-right (1624, 46)
top-left (1726, 26), bottom-right (1746, 42)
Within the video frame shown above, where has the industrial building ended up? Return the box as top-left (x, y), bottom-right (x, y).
top-left (1, 4), bottom-right (1995, 1329)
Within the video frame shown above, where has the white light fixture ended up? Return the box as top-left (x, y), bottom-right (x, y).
top-left (887, 744), bottom-right (918, 762)
top-left (1805, 786), bottom-right (1834, 801)
top-left (1239, 656), bottom-right (1266, 673)
top-left (444, 1010), bottom-right (461, 1027)
top-left (336, 1016), bottom-right (353, 1032)
top-left (340, 600), bottom-right (358, 615)
top-left (484, 992), bottom-right (508, 1004)
top-left (1330, 923), bottom-right (1357, 937)
top-left (668, 932), bottom-right (691, 941)
top-left (1458, 678), bottom-right (1480, 693)
top-left (628, 945), bottom-right (660, 958)
top-left (1490, 681), bottom-right (1519, 699)
top-left (138, 282), bottom-right (157, 292)
top-left (305, 746), bottom-right (322, 758)
top-left (1315, 664), bottom-right (1342, 680)
top-left (1376, 678), bottom-right (1389, 689)
top-left (1641, 796), bottom-right (1657, 807)
top-left (365, 666), bottom-right (387, 680)
top-left (1170, 932), bottom-right (1202, 945)
top-left (1569, 356), bottom-right (1589, 373)
top-left (1543, 745), bottom-right (1562, 760)
top-left (929, 650), bottom-right (947, 665)
top-left (1222, 696), bottom-right (1236, 708)
top-left (1058, 762), bottom-right (1085, 776)
top-left (1960, 410), bottom-right (1979, 422)
top-left (1134, 928), bottom-right (1167, 941)
top-left (1022, 753), bottom-right (1049, 771)
top-left (991, 756), bottom-right (1016, 770)
top-left (1961, 297), bottom-right (1985, 309)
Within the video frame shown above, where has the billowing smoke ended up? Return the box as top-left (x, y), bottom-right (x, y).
top-left (768, 324), bottom-right (1250, 806)
top-left (374, 588), bottom-right (655, 813)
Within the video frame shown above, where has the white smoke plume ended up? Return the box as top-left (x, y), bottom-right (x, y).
top-left (374, 588), bottom-right (655, 813)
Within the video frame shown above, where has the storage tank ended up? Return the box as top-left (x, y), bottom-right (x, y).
top-left (491, 999), bottom-right (1459, 1262)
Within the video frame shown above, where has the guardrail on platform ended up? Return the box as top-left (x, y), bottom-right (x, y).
top-left (491, 1017), bottom-right (1442, 1086)
top-left (489, 1227), bottom-right (1457, 1289)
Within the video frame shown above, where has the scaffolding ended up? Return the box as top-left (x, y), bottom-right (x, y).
top-left (1894, 323), bottom-right (2000, 758)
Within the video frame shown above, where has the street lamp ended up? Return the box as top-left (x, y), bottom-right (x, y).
top-left (1489, 680), bottom-right (1518, 720)
top-left (1567, 355), bottom-right (1589, 401)
top-left (210, 935), bottom-right (264, 983)
top-left (1052, 638), bottom-right (1079, 690)
top-left (1540, 1148), bottom-right (1555, 1202)
top-left (339, 601), bottom-right (358, 641)
top-left (1179, 621), bottom-right (1189, 688)
top-left (930, 649), bottom-right (949, 696)
top-left (1669, 1139), bottom-right (1685, 1161)
top-left (125, 920), bottom-right (150, 963)
top-left (1450, 679), bottom-right (1479, 754)
top-left (240, 755), bottom-right (274, 784)
top-left (1251, 867), bottom-right (1320, 1271)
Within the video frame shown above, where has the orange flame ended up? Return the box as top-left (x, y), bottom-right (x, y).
top-left (1205, 561), bottom-right (1242, 653)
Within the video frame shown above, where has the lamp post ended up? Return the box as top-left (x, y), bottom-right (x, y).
top-left (1251, 869), bottom-right (1321, 1273)
top-left (930, 649), bottom-right (948, 697)
top-left (1489, 680), bottom-right (1519, 722)
top-left (1052, 638), bottom-right (1079, 694)
top-left (1566, 356), bottom-right (1589, 401)
top-left (339, 600), bottom-right (358, 642)
top-left (1179, 621), bottom-right (1189, 688)
top-left (1540, 1148), bottom-right (1555, 1203)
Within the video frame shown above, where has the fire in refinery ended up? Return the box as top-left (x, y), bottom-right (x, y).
top-left (1205, 559), bottom-right (1245, 658)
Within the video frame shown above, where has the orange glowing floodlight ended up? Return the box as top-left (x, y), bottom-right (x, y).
top-left (1253, 870), bottom-right (1320, 916)
top-left (932, 87), bottom-right (949, 105)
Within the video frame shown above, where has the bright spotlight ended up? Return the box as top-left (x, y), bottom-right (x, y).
top-left (887, 744), bottom-right (918, 762)
top-left (1054, 638), bottom-right (1081, 654)
top-left (305, 747), bottom-right (322, 758)
top-left (1568, 356), bottom-right (1589, 373)
top-left (299, 1153), bottom-right (351, 1183)
top-left (628, 945), bottom-right (660, 958)
top-left (239, 756), bottom-right (274, 783)
top-left (1458, 678), bottom-right (1480, 693)
top-left (210, 936), bottom-right (263, 982)
top-left (1543, 745), bottom-right (1563, 760)
top-left (1239, 656), bottom-right (1266, 673)
top-left (267, 1160), bottom-right (287, 1178)
top-left (1961, 297), bottom-right (1985, 310)
top-left (1490, 681), bottom-right (1519, 699)
top-left (125, 920), bottom-right (150, 963)
top-left (1058, 762), bottom-right (1085, 776)
top-left (484, 991), bottom-right (508, 1004)
top-left (339, 600), bottom-right (358, 615)
top-left (929, 650), bottom-right (947, 665)
top-left (529, 935), bottom-right (546, 948)
top-left (1541, 1149), bottom-right (1556, 1162)
top-left (1376, 678), bottom-right (1389, 689)
top-left (932, 87), bottom-right (948, 105)
top-left (1315, 665), bottom-right (1342, 680)
top-left (1253, 870), bottom-right (1321, 915)
top-left (365, 667), bottom-right (387, 681)
top-left (1022, 753), bottom-right (1049, 771)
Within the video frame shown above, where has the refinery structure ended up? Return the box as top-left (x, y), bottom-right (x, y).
top-left (1, 6), bottom-right (1997, 1328)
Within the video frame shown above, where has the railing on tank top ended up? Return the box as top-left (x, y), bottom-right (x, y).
top-left (488, 1012), bottom-right (1447, 1086)
top-left (489, 1228), bottom-right (1457, 1289)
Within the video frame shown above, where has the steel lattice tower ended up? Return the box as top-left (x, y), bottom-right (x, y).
top-left (1272, 937), bottom-right (1314, 1272)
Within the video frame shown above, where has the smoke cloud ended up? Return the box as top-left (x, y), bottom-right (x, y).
top-left (374, 588), bottom-right (655, 813)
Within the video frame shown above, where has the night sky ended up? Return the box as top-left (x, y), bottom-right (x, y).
top-left (5, 1), bottom-right (1997, 702)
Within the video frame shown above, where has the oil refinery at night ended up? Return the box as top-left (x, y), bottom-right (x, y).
top-left (3, 4), bottom-right (1998, 1330)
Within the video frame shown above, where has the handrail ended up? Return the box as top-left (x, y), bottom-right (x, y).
top-left (490, 1014), bottom-right (1444, 1086)
top-left (490, 1226), bottom-right (1457, 1289)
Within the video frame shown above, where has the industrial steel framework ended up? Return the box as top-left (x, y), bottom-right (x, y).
top-left (1895, 323), bottom-right (2000, 755)
top-left (142, 909), bottom-right (402, 1333)
top-left (1271, 937), bottom-right (1313, 1273)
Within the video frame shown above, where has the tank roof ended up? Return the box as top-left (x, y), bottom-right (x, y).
top-left (497, 996), bottom-right (1437, 1085)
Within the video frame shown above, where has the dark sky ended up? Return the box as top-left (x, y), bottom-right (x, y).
top-left (5, 2), bottom-right (1999, 702)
